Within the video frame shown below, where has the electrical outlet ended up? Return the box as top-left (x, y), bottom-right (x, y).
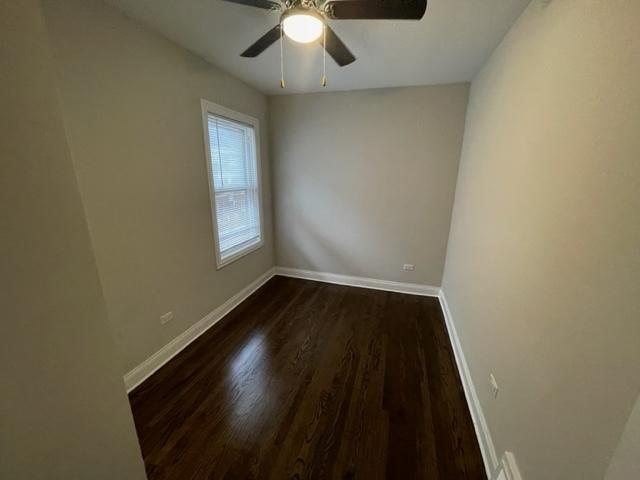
top-left (403, 264), bottom-right (415, 271)
top-left (490, 373), bottom-right (499, 398)
top-left (160, 311), bottom-right (174, 325)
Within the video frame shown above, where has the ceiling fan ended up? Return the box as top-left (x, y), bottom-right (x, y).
top-left (221, 0), bottom-right (428, 67)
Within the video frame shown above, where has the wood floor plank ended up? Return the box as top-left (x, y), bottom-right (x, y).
top-left (129, 276), bottom-right (486, 479)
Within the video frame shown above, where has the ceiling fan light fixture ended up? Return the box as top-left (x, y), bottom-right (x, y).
top-left (282, 12), bottom-right (324, 44)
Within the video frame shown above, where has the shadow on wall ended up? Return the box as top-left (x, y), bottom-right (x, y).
top-left (278, 182), bottom-right (404, 276)
top-left (284, 201), bottom-right (358, 274)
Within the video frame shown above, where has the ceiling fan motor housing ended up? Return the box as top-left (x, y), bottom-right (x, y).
top-left (280, 5), bottom-right (325, 23)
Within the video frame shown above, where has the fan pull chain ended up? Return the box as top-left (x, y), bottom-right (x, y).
top-left (279, 24), bottom-right (285, 89)
top-left (321, 23), bottom-right (327, 87)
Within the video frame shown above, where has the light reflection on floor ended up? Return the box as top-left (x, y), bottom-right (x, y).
top-left (226, 331), bottom-right (270, 433)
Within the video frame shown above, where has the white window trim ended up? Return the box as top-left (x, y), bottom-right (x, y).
top-left (200, 99), bottom-right (265, 269)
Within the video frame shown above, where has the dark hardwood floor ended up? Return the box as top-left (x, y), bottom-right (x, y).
top-left (129, 276), bottom-right (486, 479)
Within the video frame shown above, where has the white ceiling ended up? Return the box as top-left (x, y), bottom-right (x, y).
top-left (105, 0), bottom-right (531, 95)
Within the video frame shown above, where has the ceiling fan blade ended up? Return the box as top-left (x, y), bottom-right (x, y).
top-left (319, 25), bottom-right (356, 67)
top-left (221, 0), bottom-right (281, 10)
top-left (241, 24), bottom-right (281, 57)
top-left (324, 0), bottom-right (427, 20)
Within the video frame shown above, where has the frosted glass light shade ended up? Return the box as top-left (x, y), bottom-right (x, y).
top-left (282, 14), bottom-right (323, 43)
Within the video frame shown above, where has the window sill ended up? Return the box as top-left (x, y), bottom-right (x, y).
top-left (216, 238), bottom-right (264, 270)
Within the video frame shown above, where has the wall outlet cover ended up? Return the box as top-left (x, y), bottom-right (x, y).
top-left (160, 311), bottom-right (174, 325)
top-left (490, 373), bottom-right (499, 398)
top-left (500, 451), bottom-right (522, 480)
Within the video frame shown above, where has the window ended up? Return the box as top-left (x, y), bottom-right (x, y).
top-left (201, 100), bottom-right (263, 268)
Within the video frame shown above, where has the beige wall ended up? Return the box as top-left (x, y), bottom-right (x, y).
top-left (606, 393), bottom-right (640, 480)
top-left (42, 0), bottom-right (275, 374)
top-left (442, 0), bottom-right (640, 478)
top-left (269, 85), bottom-right (469, 286)
top-left (0, 0), bottom-right (146, 477)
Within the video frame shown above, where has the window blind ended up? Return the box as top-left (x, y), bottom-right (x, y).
top-left (207, 114), bottom-right (261, 261)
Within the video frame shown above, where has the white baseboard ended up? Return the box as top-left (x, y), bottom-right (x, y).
top-left (274, 267), bottom-right (440, 297)
top-left (438, 290), bottom-right (499, 477)
top-left (123, 267), bottom-right (276, 393)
